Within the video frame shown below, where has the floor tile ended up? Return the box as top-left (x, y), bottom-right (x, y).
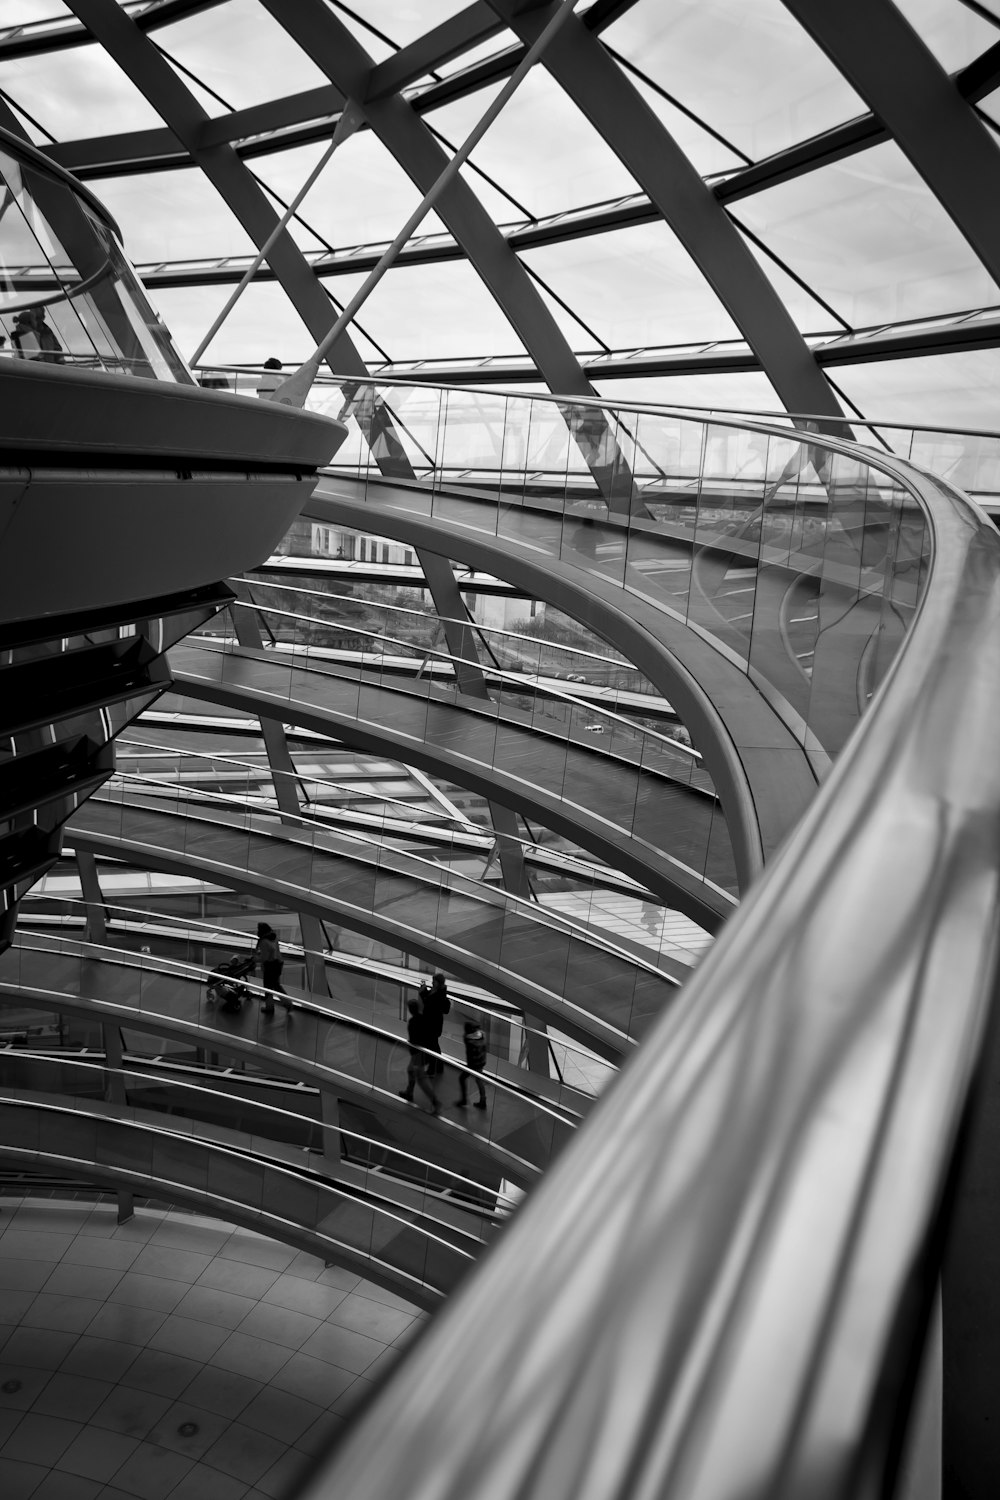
top-left (22, 1297), bottom-right (104, 1336)
top-left (0, 1235), bottom-right (74, 1264)
top-left (216, 1237), bottom-right (296, 1274)
top-left (209, 1333), bottom-right (291, 1383)
top-left (89, 1387), bottom-right (172, 1441)
top-left (121, 1350), bottom-right (200, 1401)
top-left (0, 1364), bottom-right (54, 1410)
top-left (0, 1405), bottom-right (22, 1444)
top-left (171, 1285), bottom-right (256, 1331)
top-left (0, 1292), bottom-right (39, 1325)
top-left (195, 1260), bottom-right (280, 1300)
top-left (84, 1306), bottom-right (165, 1348)
top-left (329, 1375), bottom-right (374, 1418)
top-left (3, 1328), bottom-right (80, 1371)
top-left (2, 1413), bottom-right (84, 1464)
top-left (326, 1293), bottom-right (415, 1344)
top-left (107, 1219), bottom-right (161, 1245)
top-left (148, 1223), bottom-right (231, 1256)
top-left (59, 1338), bottom-right (137, 1385)
top-left (294, 1409), bottom-right (344, 1458)
top-left (165, 1465), bottom-right (249, 1500)
top-left (42, 1268), bottom-right (125, 1304)
top-left (352, 1277), bottom-right (424, 1312)
top-left (238, 1385), bottom-right (326, 1446)
top-left (269, 1353), bottom-right (355, 1408)
top-left (61, 1242), bottom-right (141, 1273)
top-left (107, 1442), bottom-right (194, 1500)
top-left (106, 1276), bottom-right (187, 1316)
top-left (128, 1249), bottom-right (212, 1285)
top-left (0, 1456), bottom-right (47, 1499)
top-left (260, 1276), bottom-right (347, 1321)
top-left (298, 1322), bottom-right (384, 1376)
top-left (254, 1445), bottom-right (312, 1499)
top-left (200, 1422), bottom-right (287, 1485)
top-left (54, 1428), bottom-right (140, 1484)
top-left (234, 1304), bottom-right (320, 1352)
top-left (33, 1374), bottom-right (115, 1424)
top-left (178, 1366), bottom-right (261, 1421)
top-left (276, 1252), bottom-right (325, 1284)
top-left (144, 1399), bottom-right (230, 1461)
top-left (314, 1265), bottom-right (361, 1293)
top-left (147, 1316), bottom-right (230, 1363)
top-left (31, 1471), bottom-right (102, 1500)
top-left (0, 1262), bottom-right (55, 1293)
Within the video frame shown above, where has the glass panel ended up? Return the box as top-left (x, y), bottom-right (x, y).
top-left (426, 71), bottom-right (642, 219)
top-left (155, 0), bottom-right (329, 113)
top-left (735, 141), bottom-right (1000, 326)
top-left (253, 133), bottom-right (448, 249)
top-left (0, 43), bottom-right (166, 137)
top-left (892, 0), bottom-right (999, 70)
top-left (97, 169), bottom-right (257, 263)
top-left (603, 0), bottom-right (866, 160)
top-left (831, 348), bottom-right (1000, 429)
top-left (521, 222), bottom-right (743, 347)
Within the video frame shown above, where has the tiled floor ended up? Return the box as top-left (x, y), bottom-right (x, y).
top-left (0, 1199), bottom-right (426, 1500)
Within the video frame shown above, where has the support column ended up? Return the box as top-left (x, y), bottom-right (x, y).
top-left (101, 1022), bottom-right (133, 1223)
top-left (232, 605), bottom-right (331, 997)
top-left (319, 1088), bottom-right (341, 1173)
top-left (76, 850), bottom-right (107, 943)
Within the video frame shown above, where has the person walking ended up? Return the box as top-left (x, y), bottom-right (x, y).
top-left (398, 997), bottom-right (441, 1114)
top-left (456, 1019), bottom-right (488, 1110)
top-left (420, 971), bottom-right (450, 1078)
top-left (253, 922), bottom-right (291, 1017)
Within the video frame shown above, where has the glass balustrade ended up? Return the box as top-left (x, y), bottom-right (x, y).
top-left (182, 598), bottom-right (735, 903)
top-left (301, 378), bottom-right (931, 760)
top-left (0, 931), bottom-right (585, 1178)
top-left (15, 896), bottom-right (620, 1098)
top-left (0, 1091), bottom-right (474, 1300)
top-left (0, 125), bottom-right (191, 381)
top-left (0, 1050), bottom-right (515, 1228)
top-left (67, 776), bottom-right (679, 1050)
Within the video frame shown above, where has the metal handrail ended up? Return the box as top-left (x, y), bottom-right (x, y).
top-left (293, 454), bottom-right (1000, 1492)
top-left (15, 894), bottom-right (617, 1084)
top-left (0, 1050), bottom-right (518, 1220)
top-left (4, 932), bottom-right (583, 1134)
top-left (94, 770), bottom-right (691, 977)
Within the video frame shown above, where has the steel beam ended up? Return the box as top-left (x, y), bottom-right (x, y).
top-left (64, 0), bottom-right (373, 379)
top-left (259, 0), bottom-right (598, 404)
top-left (488, 0), bottom-right (844, 423)
top-left (781, 0), bottom-right (1000, 288)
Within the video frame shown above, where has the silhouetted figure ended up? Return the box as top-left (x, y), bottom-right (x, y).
top-left (398, 998), bottom-right (441, 1113)
top-left (456, 1020), bottom-right (488, 1110)
top-left (253, 921), bottom-right (290, 1017)
top-left (12, 306), bottom-right (63, 363)
top-left (420, 971), bottom-right (450, 1077)
top-left (257, 356), bottom-right (283, 399)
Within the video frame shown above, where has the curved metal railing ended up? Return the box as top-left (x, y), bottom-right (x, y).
top-left (290, 430), bottom-right (1000, 1495)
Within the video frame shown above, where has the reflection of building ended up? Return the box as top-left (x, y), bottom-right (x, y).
top-left (310, 522), bottom-right (415, 567)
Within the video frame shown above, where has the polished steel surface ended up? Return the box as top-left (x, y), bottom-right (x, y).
top-left (294, 451), bottom-right (1000, 1497)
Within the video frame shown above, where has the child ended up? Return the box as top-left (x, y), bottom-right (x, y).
top-left (456, 1019), bottom-right (488, 1110)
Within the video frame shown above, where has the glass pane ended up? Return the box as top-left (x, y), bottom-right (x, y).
top-left (0, 43), bottom-right (166, 137)
top-left (735, 141), bottom-right (1000, 326)
top-left (521, 222), bottom-right (742, 347)
top-left (892, 0), bottom-right (999, 70)
top-left (155, 0), bottom-right (329, 113)
top-left (603, 0), bottom-right (866, 160)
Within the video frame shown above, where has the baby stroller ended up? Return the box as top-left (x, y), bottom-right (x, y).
top-left (205, 954), bottom-right (255, 1013)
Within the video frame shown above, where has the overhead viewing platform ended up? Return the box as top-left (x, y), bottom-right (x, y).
top-left (0, 124), bottom-right (347, 941)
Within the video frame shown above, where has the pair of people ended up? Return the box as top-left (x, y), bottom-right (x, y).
top-left (398, 972), bottom-right (488, 1112)
top-left (11, 306), bottom-right (63, 363)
